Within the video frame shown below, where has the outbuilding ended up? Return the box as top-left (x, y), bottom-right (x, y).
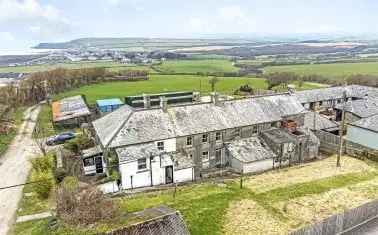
top-left (96, 98), bottom-right (123, 114)
top-left (347, 114), bottom-right (378, 150)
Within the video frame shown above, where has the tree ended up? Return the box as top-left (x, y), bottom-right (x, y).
top-left (209, 76), bottom-right (219, 92)
top-left (33, 118), bottom-right (49, 156)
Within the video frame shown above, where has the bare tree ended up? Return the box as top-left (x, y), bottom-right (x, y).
top-left (33, 118), bottom-right (48, 156)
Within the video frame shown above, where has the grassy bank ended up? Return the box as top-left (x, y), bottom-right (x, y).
top-left (156, 59), bottom-right (239, 74)
top-left (0, 107), bottom-right (25, 156)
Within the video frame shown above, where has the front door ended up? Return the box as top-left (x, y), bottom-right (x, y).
top-left (165, 166), bottom-right (173, 184)
top-left (95, 156), bottom-right (103, 174)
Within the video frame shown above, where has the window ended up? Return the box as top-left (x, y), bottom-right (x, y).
top-left (189, 154), bottom-right (193, 159)
top-left (157, 141), bottom-right (164, 151)
top-left (202, 134), bottom-right (209, 143)
top-left (83, 157), bottom-right (94, 167)
top-left (252, 125), bottom-right (258, 135)
top-left (215, 132), bottom-right (222, 141)
top-left (215, 149), bottom-right (222, 163)
top-left (202, 151), bottom-right (209, 162)
top-left (186, 136), bottom-right (193, 146)
top-left (235, 128), bottom-right (241, 137)
top-left (137, 158), bottom-right (147, 170)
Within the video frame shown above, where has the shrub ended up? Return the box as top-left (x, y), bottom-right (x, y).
top-left (54, 168), bottom-right (68, 184)
top-left (31, 171), bottom-right (54, 199)
top-left (56, 179), bottom-right (119, 226)
top-left (64, 134), bottom-right (94, 154)
top-left (31, 153), bottom-right (54, 173)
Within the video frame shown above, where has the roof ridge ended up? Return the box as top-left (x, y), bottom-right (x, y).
top-left (105, 106), bottom-right (135, 148)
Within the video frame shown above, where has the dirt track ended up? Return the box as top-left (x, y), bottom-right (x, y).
top-left (0, 105), bottom-right (41, 235)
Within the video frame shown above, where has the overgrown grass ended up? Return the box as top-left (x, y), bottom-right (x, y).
top-left (0, 107), bottom-right (25, 156)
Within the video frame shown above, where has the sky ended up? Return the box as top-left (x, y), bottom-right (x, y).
top-left (1, 0), bottom-right (378, 49)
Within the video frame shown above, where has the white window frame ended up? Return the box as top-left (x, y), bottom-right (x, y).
top-left (202, 151), bottom-right (209, 162)
top-left (202, 134), bottom-right (209, 143)
top-left (137, 158), bottom-right (147, 170)
top-left (157, 141), bottom-right (164, 151)
top-left (215, 132), bottom-right (222, 141)
top-left (186, 136), bottom-right (193, 146)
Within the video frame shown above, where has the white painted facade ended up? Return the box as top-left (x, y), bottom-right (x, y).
top-left (347, 125), bottom-right (378, 150)
top-left (119, 153), bottom-right (194, 190)
top-left (231, 157), bottom-right (274, 174)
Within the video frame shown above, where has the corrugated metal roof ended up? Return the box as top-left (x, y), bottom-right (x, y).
top-left (93, 93), bottom-right (306, 148)
top-left (52, 95), bottom-right (91, 122)
top-left (96, 98), bottom-right (123, 107)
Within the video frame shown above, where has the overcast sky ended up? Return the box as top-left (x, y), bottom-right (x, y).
top-left (1, 0), bottom-right (378, 49)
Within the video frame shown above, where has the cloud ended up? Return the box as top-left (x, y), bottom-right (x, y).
top-left (0, 0), bottom-right (72, 40)
top-left (218, 5), bottom-right (245, 20)
top-left (0, 31), bottom-right (14, 41)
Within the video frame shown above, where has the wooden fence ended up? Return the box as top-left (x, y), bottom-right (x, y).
top-left (290, 199), bottom-right (378, 235)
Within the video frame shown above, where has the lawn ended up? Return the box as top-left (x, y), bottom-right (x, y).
top-left (0, 107), bottom-right (25, 156)
top-left (264, 61), bottom-right (378, 79)
top-left (13, 156), bottom-right (378, 235)
top-left (54, 75), bottom-right (267, 105)
top-left (156, 59), bottom-right (240, 74)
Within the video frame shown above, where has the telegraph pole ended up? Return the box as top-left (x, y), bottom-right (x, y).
top-left (337, 90), bottom-right (347, 167)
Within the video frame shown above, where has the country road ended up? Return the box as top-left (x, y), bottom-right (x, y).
top-left (0, 105), bottom-right (41, 235)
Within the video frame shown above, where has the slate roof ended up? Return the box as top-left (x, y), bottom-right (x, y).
top-left (112, 206), bottom-right (190, 235)
top-left (350, 114), bottom-right (378, 133)
top-left (52, 95), bottom-right (91, 122)
top-left (335, 98), bottom-right (378, 118)
top-left (262, 128), bottom-right (297, 144)
top-left (81, 145), bottom-right (103, 159)
top-left (93, 93), bottom-right (306, 148)
top-left (226, 137), bottom-right (276, 163)
top-left (304, 111), bottom-right (339, 130)
top-left (295, 85), bottom-right (378, 104)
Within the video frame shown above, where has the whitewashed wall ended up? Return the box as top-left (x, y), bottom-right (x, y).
top-left (174, 168), bottom-right (193, 183)
top-left (155, 138), bottom-right (176, 152)
top-left (243, 159), bottom-right (273, 173)
top-left (119, 160), bottom-right (151, 189)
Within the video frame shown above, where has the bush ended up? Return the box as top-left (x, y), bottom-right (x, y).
top-left (54, 168), bottom-right (68, 184)
top-left (31, 154), bottom-right (54, 173)
top-left (31, 171), bottom-right (54, 199)
top-left (63, 134), bottom-right (94, 154)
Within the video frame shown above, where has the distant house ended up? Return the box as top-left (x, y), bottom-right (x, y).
top-left (96, 98), bottom-right (123, 114)
top-left (347, 114), bottom-right (378, 150)
top-left (52, 95), bottom-right (91, 127)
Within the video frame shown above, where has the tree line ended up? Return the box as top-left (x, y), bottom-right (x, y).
top-left (0, 67), bottom-right (107, 106)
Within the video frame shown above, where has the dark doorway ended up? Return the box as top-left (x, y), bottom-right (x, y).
top-left (165, 166), bottom-right (173, 184)
top-left (95, 156), bottom-right (103, 174)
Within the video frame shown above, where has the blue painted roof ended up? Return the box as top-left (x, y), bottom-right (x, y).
top-left (96, 98), bottom-right (123, 107)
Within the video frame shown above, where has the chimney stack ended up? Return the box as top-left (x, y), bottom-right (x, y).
top-left (143, 94), bottom-right (151, 109)
top-left (160, 96), bottom-right (168, 112)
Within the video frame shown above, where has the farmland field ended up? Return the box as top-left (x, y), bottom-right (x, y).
top-left (264, 61), bottom-right (378, 78)
top-left (156, 59), bottom-right (239, 74)
top-left (54, 74), bottom-right (324, 105)
top-left (0, 61), bottom-right (151, 73)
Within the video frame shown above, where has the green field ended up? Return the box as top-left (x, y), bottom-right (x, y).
top-left (0, 61), bottom-right (151, 73)
top-left (55, 75), bottom-right (265, 104)
top-left (264, 61), bottom-right (378, 78)
top-left (156, 59), bottom-right (239, 74)
top-left (54, 74), bottom-right (323, 105)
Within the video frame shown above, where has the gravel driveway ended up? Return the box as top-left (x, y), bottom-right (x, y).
top-left (0, 105), bottom-right (41, 235)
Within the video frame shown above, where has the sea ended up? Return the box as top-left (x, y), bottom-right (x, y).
top-left (0, 48), bottom-right (62, 56)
